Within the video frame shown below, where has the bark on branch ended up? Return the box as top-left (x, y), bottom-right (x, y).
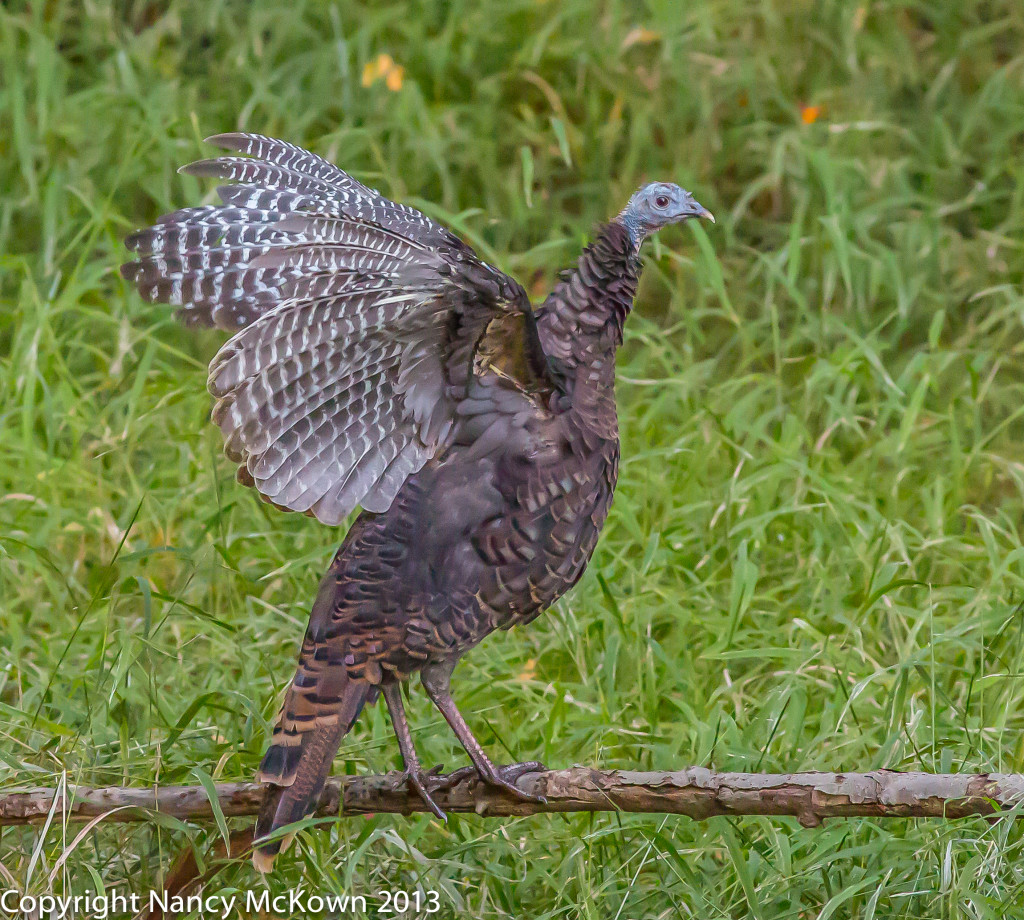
top-left (3, 768), bottom-right (1024, 829)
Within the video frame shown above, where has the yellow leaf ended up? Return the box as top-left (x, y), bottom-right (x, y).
top-left (516, 658), bottom-right (537, 682)
top-left (622, 26), bottom-right (661, 50)
top-left (385, 64), bottom-right (404, 92)
top-left (362, 53), bottom-right (403, 91)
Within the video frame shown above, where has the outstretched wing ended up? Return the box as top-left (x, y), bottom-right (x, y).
top-left (121, 133), bottom-right (552, 524)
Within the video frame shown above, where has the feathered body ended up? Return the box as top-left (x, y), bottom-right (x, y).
top-left (121, 134), bottom-right (710, 869)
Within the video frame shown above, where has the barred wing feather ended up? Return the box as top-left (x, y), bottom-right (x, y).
top-left (121, 133), bottom-right (539, 524)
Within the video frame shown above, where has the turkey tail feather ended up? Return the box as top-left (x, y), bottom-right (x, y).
top-left (253, 670), bottom-right (374, 873)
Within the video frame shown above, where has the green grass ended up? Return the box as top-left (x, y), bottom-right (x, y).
top-left (3, 0), bottom-right (1024, 916)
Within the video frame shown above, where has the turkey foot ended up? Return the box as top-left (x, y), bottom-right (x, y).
top-left (428, 760), bottom-right (546, 802)
top-left (475, 760), bottom-right (547, 802)
top-left (386, 766), bottom-right (448, 821)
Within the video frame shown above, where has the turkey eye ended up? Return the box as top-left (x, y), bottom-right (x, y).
top-left (655, 195), bottom-right (670, 208)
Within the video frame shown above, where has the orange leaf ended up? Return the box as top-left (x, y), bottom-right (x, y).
top-left (801, 104), bottom-right (822, 124)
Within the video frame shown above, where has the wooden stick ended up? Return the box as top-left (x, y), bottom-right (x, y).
top-left (3, 768), bottom-right (1024, 828)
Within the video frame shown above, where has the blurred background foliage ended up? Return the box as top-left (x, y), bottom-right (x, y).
top-left (3, 0), bottom-right (1024, 916)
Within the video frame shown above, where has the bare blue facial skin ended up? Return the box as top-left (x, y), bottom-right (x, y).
top-left (619, 182), bottom-right (714, 246)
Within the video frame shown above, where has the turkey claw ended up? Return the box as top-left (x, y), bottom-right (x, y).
top-left (427, 765), bottom-right (477, 791)
top-left (476, 761), bottom-right (547, 803)
top-left (387, 769), bottom-right (448, 821)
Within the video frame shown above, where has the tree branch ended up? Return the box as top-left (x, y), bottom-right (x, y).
top-left (3, 768), bottom-right (1024, 829)
top-left (6, 762), bottom-right (1024, 827)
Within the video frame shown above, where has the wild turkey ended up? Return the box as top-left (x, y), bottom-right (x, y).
top-left (121, 133), bottom-right (713, 870)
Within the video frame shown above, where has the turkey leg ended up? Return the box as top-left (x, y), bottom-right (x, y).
top-left (421, 659), bottom-right (546, 803)
top-left (381, 682), bottom-right (448, 820)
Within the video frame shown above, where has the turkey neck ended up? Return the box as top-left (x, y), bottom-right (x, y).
top-left (536, 219), bottom-right (641, 375)
top-left (536, 220), bottom-right (640, 441)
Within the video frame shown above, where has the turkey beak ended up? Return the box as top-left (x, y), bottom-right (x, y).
top-left (692, 202), bottom-right (715, 223)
